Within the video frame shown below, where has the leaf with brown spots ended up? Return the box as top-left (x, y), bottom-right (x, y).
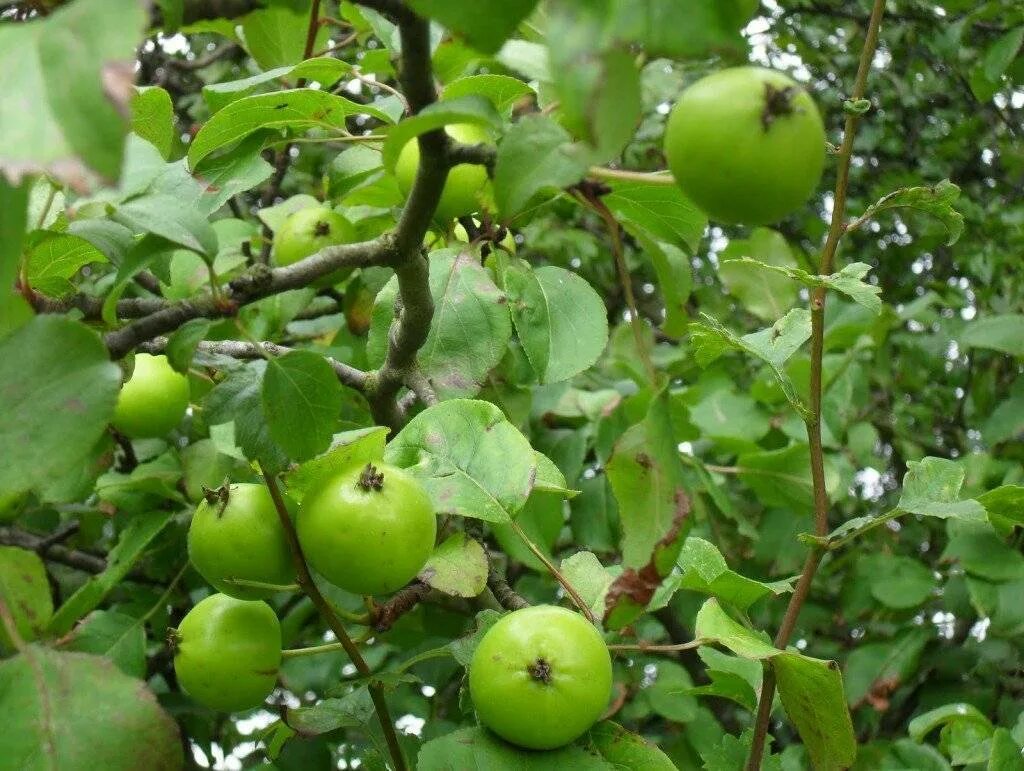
top-left (602, 491), bottom-right (689, 630)
top-left (0, 646), bottom-right (182, 770)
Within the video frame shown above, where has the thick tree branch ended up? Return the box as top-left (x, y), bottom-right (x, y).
top-left (104, 240), bottom-right (381, 358)
top-left (0, 526), bottom-right (159, 585)
top-left (362, 12), bottom-right (447, 427)
top-left (32, 292), bottom-right (166, 319)
top-left (486, 556), bottom-right (530, 612)
top-left (370, 580), bottom-right (432, 632)
top-left (447, 141), bottom-right (496, 172)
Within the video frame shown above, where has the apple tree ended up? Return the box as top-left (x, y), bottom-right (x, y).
top-left (1, 0), bottom-right (1022, 769)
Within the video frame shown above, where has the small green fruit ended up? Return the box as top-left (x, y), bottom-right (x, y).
top-left (173, 593), bottom-right (281, 713)
top-left (395, 123), bottom-right (493, 222)
top-left (111, 353), bottom-right (190, 439)
top-left (469, 605), bottom-right (612, 750)
top-left (273, 207), bottom-right (358, 286)
top-left (187, 483), bottom-right (294, 600)
top-left (297, 463), bottom-right (436, 596)
top-left (664, 66), bottom-right (826, 225)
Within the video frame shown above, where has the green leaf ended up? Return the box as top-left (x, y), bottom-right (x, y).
top-left (205, 360), bottom-right (289, 473)
top-left (285, 687), bottom-right (375, 735)
top-left (368, 250), bottom-right (513, 399)
top-left (862, 554), bottom-right (937, 609)
top-left (408, 0), bottom-right (538, 54)
top-left (384, 399), bottom-right (537, 523)
top-left (852, 179), bottom-right (964, 246)
top-left (203, 57), bottom-right (352, 113)
top-left (492, 486), bottom-right (563, 572)
top-left (959, 314), bottom-right (1024, 357)
top-left (943, 520), bottom-right (1024, 583)
top-left (164, 318), bottom-right (212, 374)
top-left (58, 610), bottom-right (146, 679)
top-left (588, 721), bottom-right (677, 770)
top-left (506, 262), bottom-right (609, 384)
top-left (605, 390), bottom-right (691, 569)
top-left (721, 256), bottom-right (883, 315)
top-left (605, 180), bottom-right (707, 254)
top-left (696, 600), bottom-right (856, 771)
top-left (113, 194), bottom-right (219, 256)
top-left (418, 726), bottom-right (611, 770)
top-left (0, 646), bottom-right (182, 770)
top-left (843, 628), bottom-right (929, 707)
top-left (689, 387), bottom-right (771, 445)
top-left (898, 457), bottom-right (987, 522)
top-left (981, 385), bottom-right (1024, 445)
top-left (240, 0), bottom-right (328, 70)
top-left (100, 235), bottom-right (175, 326)
top-left (0, 179), bottom-right (31, 338)
top-left (978, 485), bottom-right (1024, 525)
top-left (48, 513), bottom-right (172, 635)
top-left (736, 443), bottom-right (815, 515)
top-left (910, 703), bottom-right (994, 766)
top-left (0, 0), bottom-right (146, 185)
top-left (25, 233), bottom-right (108, 297)
top-left (188, 89), bottom-right (392, 169)
top-left (131, 87), bottom-right (175, 159)
top-left (0, 316), bottom-right (121, 498)
top-left (0, 547), bottom-right (53, 652)
top-left (418, 533), bottom-right (487, 598)
top-left (694, 598), bottom-right (777, 659)
top-left (613, 0), bottom-right (757, 60)
top-left (686, 669), bottom-right (758, 712)
top-left (639, 237), bottom-right (692, 337)
top-left (559, 551), bottom-right (616, 618)
top-left (812, 457), bottom-right (989, 549)
top-left (983, 27), bottom-right (1024, 81)
top-left (988, 728), bottom-right (1024, 771)
top-left (718, 229), bottom-right (800, 321)
top-left (284, 426), bottom-right (388, 500)
top-left (262, 350), bottom-right (345, 463)
top-left (441, 75), bottom-right (535, 115)
top-left (646, 660), bottom-right (698, 722)
top-left (773, 653), bottom-right (857, 771)
top-left (677, 537), bottom-right (793, 610)
top-left (493, 114), bottom-right (590, 219)
top-left (449, 609), bottom-right (502, 667)
top-left (381, 95), bottom-right (501, 173)
top-left (547, 5), bottom-right (641, 162)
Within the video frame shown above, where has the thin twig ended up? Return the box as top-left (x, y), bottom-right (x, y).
top-left (141, 337), bottom-right (368, 391)
top-left (607, 637), bottom-right (708, 654)
top-left (261, 468), bottom-right (408, 771)
top-left (282, 641), bottom-right (345, 658)
top-left (587, 166), bottom-right (675, 186)
top-left (583, 192), bottom-right (658, 387)
top-left (256, 0), bottom-right (323, 264)
top-left (486, 559), bottom-right (530, 611)
top-left (167, 42), bottom-right (238, 70)
top-left (507, 519), bottom-right (596, 623)
top-left (745, 1), bottom-right (886, 768)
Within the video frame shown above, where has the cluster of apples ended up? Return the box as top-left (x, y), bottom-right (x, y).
top-left (112, 65), bottom-right (827, 748)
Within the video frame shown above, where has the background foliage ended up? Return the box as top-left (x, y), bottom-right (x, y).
top-left (0, 0), bottom-right (1022, 769)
